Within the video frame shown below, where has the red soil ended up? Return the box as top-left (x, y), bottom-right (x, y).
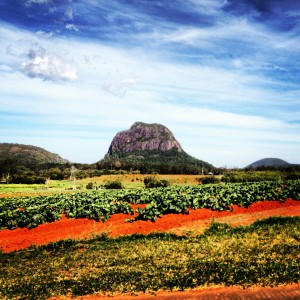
top-left (0, 199), bottom-right (299, 253)
top-left (50, 284), bottom-right (300, 300)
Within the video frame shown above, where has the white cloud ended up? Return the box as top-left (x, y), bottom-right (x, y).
top-left (103, 76), bottom-right (138, 97)
top-left (19, 47), bottom-right (78, 81)
top-left (36, 30), bottom-right (54, 38)
top-left (1, 23), bottom-right (299, 166)
top-left (65, 24), bottom-right (79, 32)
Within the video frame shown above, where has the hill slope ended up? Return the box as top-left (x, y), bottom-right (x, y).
top-left (246, 158), bottom-right (290, 169)
top-left (99, 122), bottom-right (213, 174)
top-left (0, 143), bottom-right (69, 166)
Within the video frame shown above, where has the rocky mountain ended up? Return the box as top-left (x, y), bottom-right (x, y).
top-left (246, 158), bottom-right (291, 169)
top-left (107, 122), bottom-right (183, 155)
top-left (0, 143), bottom-right (69, 166)
top-left (100, 122), bottom-right (213, 174)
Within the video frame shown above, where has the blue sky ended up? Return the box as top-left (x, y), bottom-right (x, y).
top-left (0, 0), bottom-right (299, 167)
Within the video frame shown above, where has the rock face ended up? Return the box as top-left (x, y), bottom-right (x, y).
top-left (107, 122), bottom-right (183, 155)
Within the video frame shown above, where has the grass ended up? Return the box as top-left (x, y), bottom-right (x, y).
top-left (0, 174), bottom-right (207, 197)
top-left (1, 216), bottom-right (299, 300)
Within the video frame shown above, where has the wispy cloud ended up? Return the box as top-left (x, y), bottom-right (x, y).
top-left (103, 77), bottom-right (138, 97)
top-left (187, 0), bottom-right (227, 15)
top-left (27, 0), bottom-right (51, 4)
top-left (65, 23), bottom-right (79, 32)
top-left (0, 1), bottom-right (299, 166)
top-left (65, 7), bottom-right (74, 21)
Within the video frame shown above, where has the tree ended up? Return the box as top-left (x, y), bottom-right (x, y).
top-left (0, 159), bottom-right (18, 183)
top-left (70, 165), bottom-right (77, 189)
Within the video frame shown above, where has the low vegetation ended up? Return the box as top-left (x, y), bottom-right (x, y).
top-left (1, 217), bottom-right (299, 299)
top-left (1, 180), bottom-right (299, 229)
top-left (222, 170), bottom-right (300, 183)
top-left (104, 180), bottom-right (123, 189)
top-left (197, 176), bottom-right (221, 184)
top-left (144, 176), bottom-right (170, 188)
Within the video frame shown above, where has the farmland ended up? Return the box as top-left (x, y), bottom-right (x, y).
top-left (0, 174), bottom-right (202, 198)
top-left (1, 217), bottom-right (300, 299)
top-left (0, 178), bottom-right (299, 299)
top-left (1, 180), bottom-right (299, 229)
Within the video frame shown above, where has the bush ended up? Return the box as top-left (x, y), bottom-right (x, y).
top-left (12, 175), bottom-right (46, 184)
top-left (144, 176), bottom-right (170, 188)
top-left (199, 176), bottom-right (220, 184)
top-left (285, 173), bottom-right (300, 180)
top-left (221, 171), bottom-right (283, 183)
top-left (86, 182), bottom-right (93, 189)
top-left (104, 180), bottom-right (123, 189)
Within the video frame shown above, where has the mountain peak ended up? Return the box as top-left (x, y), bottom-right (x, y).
top-left (107, 122), bottom-right (183, 155)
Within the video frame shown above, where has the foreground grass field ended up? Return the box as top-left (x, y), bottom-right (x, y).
top-left (1, 217), bottom-right (299, 300)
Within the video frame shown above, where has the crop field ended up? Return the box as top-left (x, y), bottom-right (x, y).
top-left (1, 180), bottom-right (299, 229)
top-left (0, 179), bottom-right (299, 299)
top-left (0, 174), bottom-right (205, 198)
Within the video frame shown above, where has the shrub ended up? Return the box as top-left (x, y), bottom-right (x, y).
top-left (86, 182), bottom-right (93, 189)
top-left (199, 176), bottom-right (220, 184)
top-left (221, 171), bottom-right (283, 183)
top-left (104, 180), bottom-right (123, 189)
top-left (144, 176), bottom-right (170, 188)
top-left (12, 175), bottom-right (46, 184)
top-left (285, 173), bottom-right (300, 180)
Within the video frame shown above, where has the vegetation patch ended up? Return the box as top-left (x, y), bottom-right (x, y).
top-left (1, 180), bottom-right (299, 228)
top-left (0, 217), bottom-right (299, 299)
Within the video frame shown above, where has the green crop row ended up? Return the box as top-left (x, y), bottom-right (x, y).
top-left (133, 180), bottom-right (300, 221)
top-left (0, 192), bottom-right (134, 229)
top-left (0, 180), bottom-right (299, 229)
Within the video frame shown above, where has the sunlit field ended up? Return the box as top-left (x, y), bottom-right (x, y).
top-left (0, 174), bottom-right (213, 198)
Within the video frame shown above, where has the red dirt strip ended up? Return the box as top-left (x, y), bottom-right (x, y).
top-left (49, 284), bottom-right (300, 300)
top-left (0, 199), bottom-right (299, 253)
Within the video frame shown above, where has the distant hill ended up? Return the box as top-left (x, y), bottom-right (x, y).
top-left (98, 122), bottom-right (213, 174)
top-left (246, 158), bottom-right (291, 169)
top-left (0, 143), bottom-right (69, 167)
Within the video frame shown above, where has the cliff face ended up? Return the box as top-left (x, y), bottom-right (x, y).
top-left (107, 122), bottom-right (183, 155)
